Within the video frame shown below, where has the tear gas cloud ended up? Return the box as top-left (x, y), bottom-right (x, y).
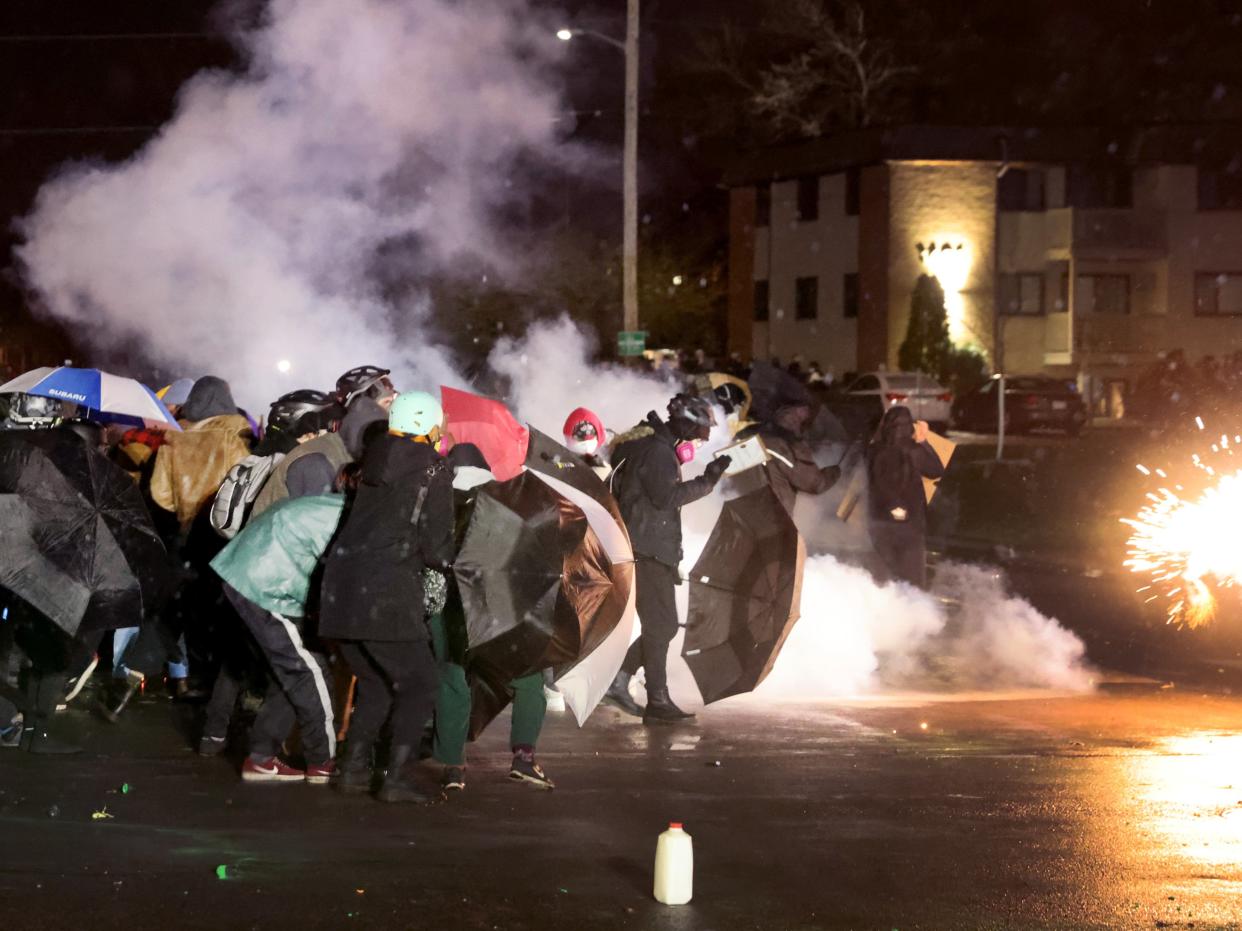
top-left (16, 0), bottom-right (566, 407)
top-left (490, 321), bottom-right (1093, 702)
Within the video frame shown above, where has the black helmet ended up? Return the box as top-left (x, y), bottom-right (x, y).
top-left (268, 389), bottom-right (334, 434)
top-left (667, 392), bottom-right (716, 429)
top-left (335, 365), bottom-right (394, 406)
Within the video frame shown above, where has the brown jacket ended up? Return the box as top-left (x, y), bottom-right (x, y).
top-left (150, 414), bottom-right (253, 527)
top-left (730, 426), bottom-right (834, 515)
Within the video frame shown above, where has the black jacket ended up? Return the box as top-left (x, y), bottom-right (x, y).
top-left (867, 440), bottom-right (944, 532)
top-left (319, 434), bottom-right (454, 642)
top-left (609, 412), bottom-right (716, 568)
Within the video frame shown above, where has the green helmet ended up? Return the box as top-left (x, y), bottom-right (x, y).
top-left (388, 390), bottom-right (443, 437)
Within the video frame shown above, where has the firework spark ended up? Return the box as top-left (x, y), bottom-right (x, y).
top-left (1122, 430), bottom-right (1242, 627)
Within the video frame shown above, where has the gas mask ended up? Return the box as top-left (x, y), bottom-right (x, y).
top-left (674, 439), bottom-right (699, 464)
top-left (567, 437), bottom-right (599, 456)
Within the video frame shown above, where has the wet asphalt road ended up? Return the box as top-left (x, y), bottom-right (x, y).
top-left (3, 690), bottom-right (1242, 930)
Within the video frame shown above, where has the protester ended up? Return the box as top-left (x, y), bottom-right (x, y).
top-left (321, 390), bottom-right (455, 802)
top-left (148, 375), bottom-right (254, 706)
top-left (150, 376), bottom-right (254, 529)
top-left (602, 394), bottom-right (730, 723)
top-left (251, 398), bottom-right (349, 515)
top-left (866, 406), bottom-right (944, 589)
top-left (562, 407), bottom-right (610, 479)
top-left (253, 389), bottom-right (336, 457)
top-left (733, 402), bottom-right (840, 515)
top-left (211, 493), bottom-right (345, 784)
top-left (430, 443), bottom-right (554, 792)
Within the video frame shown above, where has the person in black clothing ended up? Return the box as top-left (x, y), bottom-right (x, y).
top-left (319, 390), bottom-right (455, 803)
top-left (602, 394), bottom-right (730, 724)
top-left (866, 406), bottom-right (945, 589)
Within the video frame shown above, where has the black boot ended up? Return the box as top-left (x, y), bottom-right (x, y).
top-left (333, 737), bottom-right (375, 796)
top-left (97, 670), bottom-right (145, 724)
top-left (24, 674), bottom-right (82, 754)
top-left (602, 670), bottom-right (644, 718)
top-left (376, 745), bottom-right (435, 803)
top-left (643, 687), bottom-right (694, 725)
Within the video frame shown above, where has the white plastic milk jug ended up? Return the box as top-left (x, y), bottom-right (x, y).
top-left (653, 821), bottom-right (694, 905)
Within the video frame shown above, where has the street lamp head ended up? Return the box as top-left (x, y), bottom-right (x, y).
top-left (556, 28), bottom-right (573, 41)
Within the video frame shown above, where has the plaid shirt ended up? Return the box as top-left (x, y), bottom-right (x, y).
top-left (121, 428), bottom-right (169, 451)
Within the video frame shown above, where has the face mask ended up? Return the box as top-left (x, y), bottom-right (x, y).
top-left (567, 437), bottom-right (599, 456)
top-left (674, 440), bottom-right (697, 464)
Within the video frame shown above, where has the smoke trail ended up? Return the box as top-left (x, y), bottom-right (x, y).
top-left (16, 0), bottom-right (567, 406)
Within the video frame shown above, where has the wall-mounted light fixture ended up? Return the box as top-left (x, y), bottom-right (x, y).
top-left (917, 240), bottom-right (971, 343)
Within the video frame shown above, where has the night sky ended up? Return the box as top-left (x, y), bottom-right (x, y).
top-left (3, 0), bottom-right (1242, 358)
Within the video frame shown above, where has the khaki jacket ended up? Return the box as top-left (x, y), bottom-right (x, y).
top-left (150, 414), bottom-right (253, 527)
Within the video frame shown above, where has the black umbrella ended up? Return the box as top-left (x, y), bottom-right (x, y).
top-left (747, 361), bottom-right (813, 423)
top-left (461, 430), bottom-right (637, 737)
top-left (682, 487), bottom-right (806, 703)
top-left (0, 430), bottom-right (168, 636)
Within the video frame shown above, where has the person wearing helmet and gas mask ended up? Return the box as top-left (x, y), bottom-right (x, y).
top-left (562, 407), bottom-right (610, 479)
top-left (334, 365), bottom-right (398, 460)
top-left (320, 390), bottom-right (455, 803)
top-left (602, 393), bottom-right (730, 724)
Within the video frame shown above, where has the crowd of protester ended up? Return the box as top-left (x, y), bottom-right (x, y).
top-left (0, 360), bottom-right (941, 803)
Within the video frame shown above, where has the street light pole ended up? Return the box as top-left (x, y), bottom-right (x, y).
top-left (622, 0), bottom-right (639, 336)
top-left (558, 6), bottom-right (640, 339)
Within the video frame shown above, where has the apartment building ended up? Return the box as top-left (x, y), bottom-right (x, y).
top-left (725, 125), bottom-right (1242, 413)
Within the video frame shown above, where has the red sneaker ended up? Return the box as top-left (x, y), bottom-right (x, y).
top-left (241, 756), bottom-right (305, 783)
top-left (304, 760), bottom-right (336, 786)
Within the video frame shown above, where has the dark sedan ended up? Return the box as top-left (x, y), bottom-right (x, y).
top-left (951, 376), bottom-right (1088, 436)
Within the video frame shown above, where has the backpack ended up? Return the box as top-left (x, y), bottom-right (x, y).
top-left (210, 452), bottom-right (285, 539)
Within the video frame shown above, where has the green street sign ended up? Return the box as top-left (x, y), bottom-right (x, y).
top-left (617, 330), bottom-right (648, 357)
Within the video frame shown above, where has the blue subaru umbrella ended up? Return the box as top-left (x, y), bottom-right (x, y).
top-left (0, 367), bottom-right (180, 430)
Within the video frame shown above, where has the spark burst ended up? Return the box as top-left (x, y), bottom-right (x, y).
top-left (1122, 420), bottom-right (1242, 627)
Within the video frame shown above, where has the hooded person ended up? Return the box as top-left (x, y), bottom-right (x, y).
top-left (731, 402), bottom-right (841, 515)
top-left (601, 393), bottom-right (731, 724)
top-left (866, 406), bottom-right (945, 589)
top-left (562, 407), bottom-right (610, 479)
top-left (210, 492), bottom-right (346, 785)
top-left (319, 390), bottom-right (455, 803)
top-left (150, 376), bottom-right (253, 529)
top-left (428, 442), bottom-right (555, 793)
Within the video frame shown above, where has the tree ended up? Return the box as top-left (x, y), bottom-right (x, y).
top-left (688, 0), bottom-right (914, 145)
top-left (899, 274), bottom-right (950, 378)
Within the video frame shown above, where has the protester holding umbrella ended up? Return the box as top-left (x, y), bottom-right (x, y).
top-left (0, 423), bottom-right (169, 752)
top-left (251, 398), bottom-right (349, 515)
top-left (602, 394), bottom-right (730, 723)
top-left (429, 443), bottom-right (554, 792)
top-left (321, 390), bottom-right (455, 803)
top-left (867, 406), bottom-right (945, 589)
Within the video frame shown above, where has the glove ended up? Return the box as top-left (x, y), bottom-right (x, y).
top-left (820, 464), bottom-right (841, 488)
top-left (704, 456), bottom-right (731, 483)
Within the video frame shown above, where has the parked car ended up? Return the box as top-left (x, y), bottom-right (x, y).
top-left (831, 371), bottom-right (953, 436)
top-left (951, 375), bottom-right (1087, 436)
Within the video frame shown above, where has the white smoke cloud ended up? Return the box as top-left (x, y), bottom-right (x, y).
top-left (656, 484), bottom-right (1094, 708)
top-left (490, 316), bottom-right (683, 440)
top-left (16, 0), bottom-right (568, 407)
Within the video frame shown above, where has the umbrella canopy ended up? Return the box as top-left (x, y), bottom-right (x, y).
top-left (747, 361), bottom-right (813, 423)
top-left (683, 486), bottom-right (806, 704)
top-left (0, 367), bottom-right (180, 430)
top-left (460, 431), bottom-right (637, 735)
top-left (441, 386), bottom-right (528, 481)
top-left (523, 428), bottom-right (636, 725)
top-left (0, 430), bottom-right (169, 636)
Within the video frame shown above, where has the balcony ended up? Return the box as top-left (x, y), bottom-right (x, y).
top-left (1044, 208), bottom-right (1167, 260)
